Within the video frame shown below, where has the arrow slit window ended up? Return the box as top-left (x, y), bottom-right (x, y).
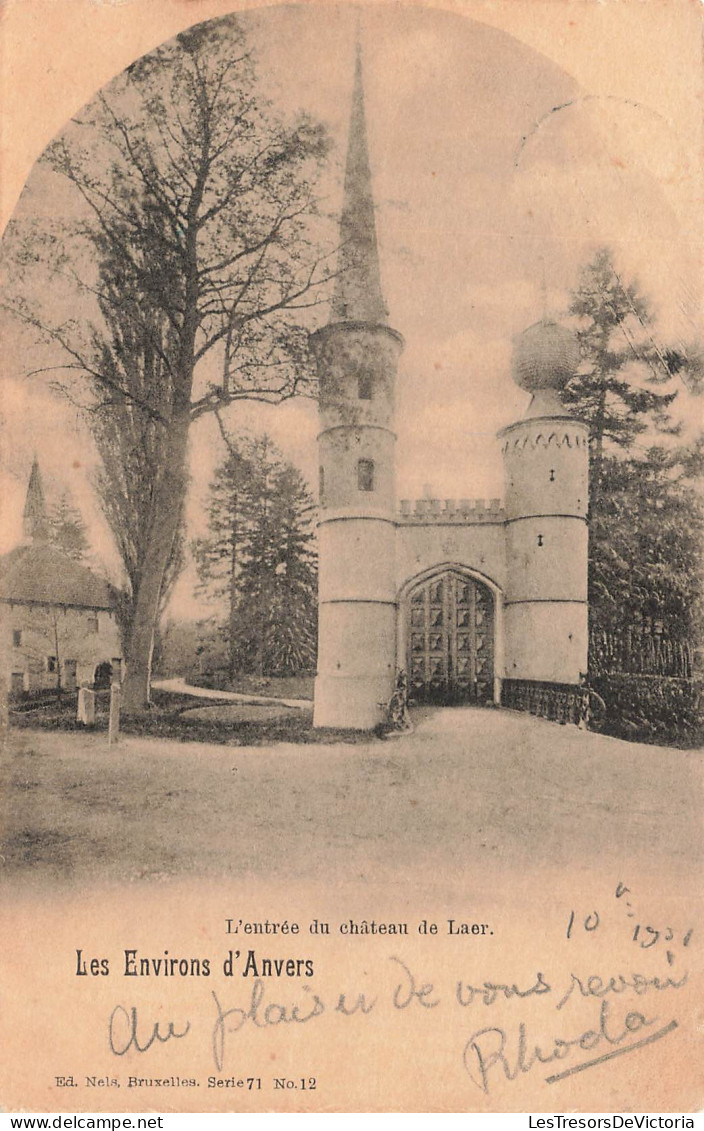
top-left (358, 371), bottom-right (373, 400)
top-left (357, 459), bottom-right (375, 492)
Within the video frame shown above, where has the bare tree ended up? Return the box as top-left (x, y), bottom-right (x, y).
top-left (90, 295), bottom-right (186, 660)
top-left (3, 15), bottom-right (334, 711)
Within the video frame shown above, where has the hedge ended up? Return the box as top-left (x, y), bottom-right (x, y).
top-left (588, 673), bottom-right (704, 747)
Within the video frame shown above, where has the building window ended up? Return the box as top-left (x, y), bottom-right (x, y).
top-left (46, 656), bottom-right (57, 673)
top-left (87, 614), bottom-right (99, 634)
top-left (358, 371), bottom-right (373, 400)
top-left (12, 629), bottom-right (22, 647)
top-left (357, 458), bottom-right (375, 492)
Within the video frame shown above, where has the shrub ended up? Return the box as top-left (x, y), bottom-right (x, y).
top-left (588, 673), bottom-right (703, 747)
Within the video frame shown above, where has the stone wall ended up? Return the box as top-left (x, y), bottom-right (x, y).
top-left (5, 601), bottom-right (122, 692)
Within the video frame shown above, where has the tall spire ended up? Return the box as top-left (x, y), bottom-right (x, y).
top-left (332, 42), bottom-right (388, 324)
top-left (22, 456), bottom-right (49, 543)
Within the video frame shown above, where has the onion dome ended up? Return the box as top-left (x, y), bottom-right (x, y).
top-left (511, 319), bottom-right (580, 391)
top-left (511, 319), bottom-right (580, 417)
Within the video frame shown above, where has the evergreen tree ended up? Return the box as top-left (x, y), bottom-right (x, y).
top-left (49, 492), bottom-right (90, 560)
top-left (565, 248), bottom-right (703, 664)
top-left (589, 444), bottom-right (704, 653)
top-left (564, 247), bottom-right (680, 508)
top-left (193, 434), bottom-right (317, 679)
top-left (192, 444), bottom-right (252, 681)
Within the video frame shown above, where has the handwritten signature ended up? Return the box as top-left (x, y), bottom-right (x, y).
top-left (462, 1002), bottom-right (678, 1093)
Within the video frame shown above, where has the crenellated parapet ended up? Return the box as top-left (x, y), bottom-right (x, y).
top-left (398, 498), bottom-right (505, 523)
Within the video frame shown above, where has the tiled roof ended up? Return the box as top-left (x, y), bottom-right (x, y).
top-left (0, 544), bottom-right (116, 610)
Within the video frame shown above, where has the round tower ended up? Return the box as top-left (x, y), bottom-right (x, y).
top-left (312, 47), bottom-right (403, 729)
top-left (499, 319), bottom-right (589, 685)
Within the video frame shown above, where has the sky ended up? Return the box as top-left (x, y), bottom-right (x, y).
top-left (1, 0), bottom-right (702, 619)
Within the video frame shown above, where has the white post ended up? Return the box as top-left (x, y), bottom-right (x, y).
top-left (108, 682), bottom-right (121, 746)
top-left (77, 687), bottom-right (95, 727)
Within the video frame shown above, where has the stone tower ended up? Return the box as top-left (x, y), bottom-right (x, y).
top-left (311, 47), bottom-right (404, 729)
top-left (499, 320), bottom-right (589, 686)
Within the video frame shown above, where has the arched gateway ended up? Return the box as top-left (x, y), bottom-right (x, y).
top-left (404, 570), bottom-right (495, 705)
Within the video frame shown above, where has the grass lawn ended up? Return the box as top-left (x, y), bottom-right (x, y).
top-left (8, 687), bottom-right (372, 746)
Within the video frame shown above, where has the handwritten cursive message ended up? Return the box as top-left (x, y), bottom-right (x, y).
top-left (106, 956), bottom-right (686, 1093)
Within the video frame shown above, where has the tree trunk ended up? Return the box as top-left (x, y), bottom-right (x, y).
top-left (228, 500), bottom-right (238, 684)
top-left (121, 410), bottom-right (191, 713)
top-left (590, 382), bottom-right (608, 515)
top-left (0, 605), bottom-right (9, 754)
top-left (257, 577), bottom-right (267, 678)
top-left (52, 613), bottom-right (62, 692)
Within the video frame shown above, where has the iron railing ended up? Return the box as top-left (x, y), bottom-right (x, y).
top-left (501, 678), bottom-right (592, 726)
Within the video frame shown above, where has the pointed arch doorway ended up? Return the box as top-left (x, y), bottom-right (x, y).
top-left (403, 567), bottom-right (497, 705)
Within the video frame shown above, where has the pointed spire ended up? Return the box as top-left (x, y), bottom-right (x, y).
top-left (22, 456), bottom-right (49, 543)
top-left (539, 255), bottom-right (548, 320)
top-left (332, 41), bottom-right (388, 324)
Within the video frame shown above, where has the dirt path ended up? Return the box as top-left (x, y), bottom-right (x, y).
top-left (152, 675), bottom-right (310, 709)
top-left (2, 705), bottom-right (701, 890)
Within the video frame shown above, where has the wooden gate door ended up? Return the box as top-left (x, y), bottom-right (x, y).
top-left (407, 572), bottom-right (494, 704)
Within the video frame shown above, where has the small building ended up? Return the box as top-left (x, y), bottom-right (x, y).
top-left (0, 460), bottom-right (122, 695)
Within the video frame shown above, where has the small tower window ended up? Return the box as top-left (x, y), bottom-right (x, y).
top-left (12, 629), bottom-right (22, 647)
top-left (358, 371), bottom-right (373, 400)
top-left (87, 614), bottom-right (99, 634)
top-left (358, 459), bottom-right (375, 492)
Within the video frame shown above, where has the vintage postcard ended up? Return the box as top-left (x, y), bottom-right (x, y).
top-left (1, 0), bottom-right (702, 1115)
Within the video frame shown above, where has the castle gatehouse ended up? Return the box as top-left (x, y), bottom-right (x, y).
top-left (312, 50), bottom-right (588, 729)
